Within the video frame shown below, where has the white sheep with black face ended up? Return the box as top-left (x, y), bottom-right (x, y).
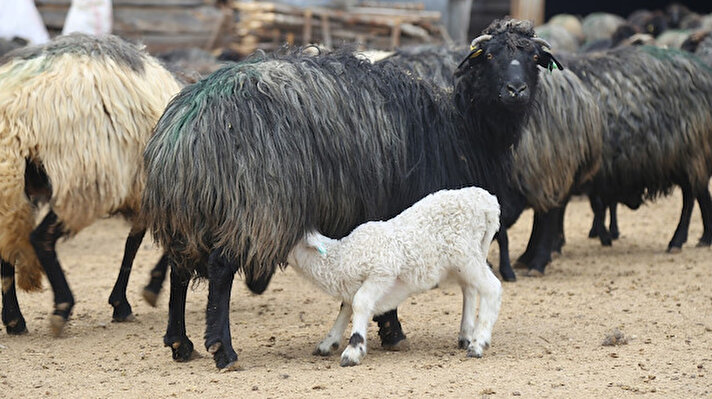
top-left (287, 187), bottom-right (503, 367)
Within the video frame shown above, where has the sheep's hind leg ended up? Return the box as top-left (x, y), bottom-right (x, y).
top-left (1, 259), bottom-right (27, 334)
top-left (29, 211), bottom-right (73, 336)
top-left (496, 229), bottom-right (516, 281)
top-left (341, 279), bottom-right (388, 367)
top-left (695, 189), bottom-right (712, 247)
top-left (589, 195), bottom-right (612, 246)
top-left (314, 302), bottom-right (352, 356)
top-left (108, 228), bottom-right (145, 322)
top-left (458, 260), bottom-right (502, 358)
top-left (204, 251), bottom-right (239, 370)
top-left (164, 263), bottom-right (194, 362)
top-left (142, 253), bottom-right (170, 307)
top-left (668, 185), bottom-right (694, 253)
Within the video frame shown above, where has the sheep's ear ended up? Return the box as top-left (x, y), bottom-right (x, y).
top-left (538, 49), bottom-right (564, 72)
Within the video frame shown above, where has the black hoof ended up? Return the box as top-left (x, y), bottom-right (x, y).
top-left (166, 337), bottom-right (194, 362)
top-left (501, 270), bottom-right (517, 282)
top-left (142, 287), bottom-right (160, 308)
top-left (458, 338), bottom-right (470, 349)
top-left (5, 317), bottom-right (28, 335)
top-left (696, 237), bottom-right (712, 247)
top-left (50, 302), bottom-right (73, 337)
top-left (666, 246), bottom-right (682, 254)
top-left (111, 300), bottom-right (134, 322)
top-left (610, 230), bottom-right (620, 240)
top-left (208, 342), bottom-right (238, 370)
top-left (600, 236), bottom-right (612, 247)
top-left (588, 228), bottom-right (597, 239)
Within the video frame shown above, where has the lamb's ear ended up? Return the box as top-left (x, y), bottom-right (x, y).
top-left (532, 37), bottom-right (564, 71)
top-left (305, 232), bottom-right (328, 255)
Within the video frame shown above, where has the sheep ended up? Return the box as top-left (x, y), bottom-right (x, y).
top-left (581, 12), bottom-right (626, 43)
top-left (384, 45), bottom-right (602, 275)
top-left (141, 18), bottom-right (561, 369)
top-left (553, 45), bottom-right (712, 268)
top-left (534, 23), bottom-right (580, 53)
top-left (287, 187), bottom-right (502, 366)
top-left (0, 34), bottom-right (181, 336)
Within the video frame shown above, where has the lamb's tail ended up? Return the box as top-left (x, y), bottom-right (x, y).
top-left (479, 192), bottom-right (501, 256)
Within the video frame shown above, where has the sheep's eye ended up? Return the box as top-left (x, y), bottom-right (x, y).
top-left (533, 54), bottom-right (539, 62)
top-left (486, 53), bottom-right (493, 60)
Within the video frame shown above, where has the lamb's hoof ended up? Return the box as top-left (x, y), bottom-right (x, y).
top-left (458, 338), bottom-right (470, 350)
top-left (666, 246), bottom-right (682, 254)
top-left (5, 317), bottom-right (28, 335)
top-left (466, 346), bottom-right (484, 358)
top-left (169, 339), bottom-right (194, 362)
top-left (208, 342), bottom-right (239, 370)
top-left (313, 341), bottom-right (340, 356)
top-left (382, 338), bottom-right (409, 352)
top-left (142, 288), bottom-right (159, 308)
top-left (525, 269), bottom-right (545, 278)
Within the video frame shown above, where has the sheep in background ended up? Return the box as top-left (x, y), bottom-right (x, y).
top-left (288, 187), bottom-right (502, 366)
top-left (534, 24), bottom-right (580, 53)
top-left (142, 18), bottom-right (561, 369)
top-left (582, 13), bottom-right (626, 43)
top-left (0, 34), bottom-right (181, 335)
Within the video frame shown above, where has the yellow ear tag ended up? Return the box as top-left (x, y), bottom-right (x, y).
top-left (469, 48), bottom-right (483, 59)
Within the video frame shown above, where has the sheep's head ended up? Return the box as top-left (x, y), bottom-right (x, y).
top-left (455, 18), bottom-right (563, 109)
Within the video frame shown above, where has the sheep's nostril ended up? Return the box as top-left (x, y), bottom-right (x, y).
top-left (506, 83), bottom-right (527, 96)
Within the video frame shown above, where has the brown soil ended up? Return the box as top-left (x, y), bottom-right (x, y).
top-left (1, 192), bottom-right (711, 398)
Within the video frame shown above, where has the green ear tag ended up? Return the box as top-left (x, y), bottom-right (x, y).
top-left (317, 245), bottom-right (327, 256)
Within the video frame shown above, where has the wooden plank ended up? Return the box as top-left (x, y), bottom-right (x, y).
top-left (510, 0), bottom-right (544, 26)
top-left (117, 32), bottom-right (214, 53)
top-left (113, 6), bottom-right (223, 34)
top-left (37, 0), bottom-right (210, 6)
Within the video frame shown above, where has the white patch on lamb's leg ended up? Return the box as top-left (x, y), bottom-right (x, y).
top-left (340, 279), bottom-right (388, 367)
top-left (314, 302), bottom-right (352, 356)
top-left (467, 260), bottom-right (502, 358)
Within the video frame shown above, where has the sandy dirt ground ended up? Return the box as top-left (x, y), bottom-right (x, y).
top-left (1, 191), bottom-right (711, 399)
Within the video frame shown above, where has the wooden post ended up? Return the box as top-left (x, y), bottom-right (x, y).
top-left (321, 13), bottom-right (332, 48)
top-left (510, 0), bottom-right (545, 26)
top-left (390, 18), bottom-right (401, 50)
top-left (303, 9), bottom-right (313, 44)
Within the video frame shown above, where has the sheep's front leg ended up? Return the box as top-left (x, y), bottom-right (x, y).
top-left (205, 251), bottom-right (239, 371)
top-left (341, 279), bottom-right (386, 367)
top-left (164, 263), bottom-right (193, 362)
top-left (314, 302), bottom-right (352, 356)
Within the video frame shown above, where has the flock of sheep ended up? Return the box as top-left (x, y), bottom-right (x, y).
top-left (1, 3), bottom-right (712, 371)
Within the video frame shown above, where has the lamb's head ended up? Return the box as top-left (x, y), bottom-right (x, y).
top-left (287, 231), bottom-right (330, 268)
top-left (455, 18), bottom-right (563, 110)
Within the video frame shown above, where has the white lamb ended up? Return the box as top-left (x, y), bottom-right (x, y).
top-left (287, 187), bottom-right (503, 367)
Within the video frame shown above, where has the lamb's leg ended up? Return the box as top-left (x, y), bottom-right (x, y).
top-left (341, 279), bottom-right (388, 367)
top-left (695, 189), bottom-right (712, 247)
top-left (608, 203), bottom-right (620, 240)
top-left (108, 227), bottom-right (145, 322)
top-left (164, 263), bottom-right (193, 362)
top-left (496, 229), bottom-right (516, 281)
top-left (29, 211), bottom-right (72, 336)
top-left (204, 251), bottom-right (239, 370)
top-left (374, 309), bottom-right (407, 350)
top-left (1, 259), bottom-right (27, 334)
top-left (668, 184), bottom-right (695, 253)
top-left (314, 302), bottom-right (352, 356)
top-left (142, 253), bottom-right (170, 307)
top-left (459, 260), bottom-right (502, 358)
